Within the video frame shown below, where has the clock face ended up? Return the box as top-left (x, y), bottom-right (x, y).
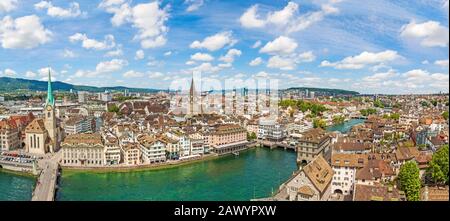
top-left (46, 105), bottom-right (52, 111)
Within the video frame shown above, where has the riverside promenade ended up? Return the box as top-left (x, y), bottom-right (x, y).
top-left (32, 153), bottom-right (60, 201)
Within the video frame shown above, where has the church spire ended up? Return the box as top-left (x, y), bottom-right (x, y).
top-left (46, 67), bottom-right (54, 106)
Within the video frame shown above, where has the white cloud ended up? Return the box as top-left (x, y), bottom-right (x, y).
top-left (191, 62), bottom-right (221, 73)
top-left (99, 1), bottom-right (169, 49)
top-left (149, 72), bottom-right (164, 79)
top-left (185, 0), bottom-right (204, 12)
top-left (219, 48), bottom-right (242, 63)
top-left (135, 50), bottom-right (144, 60)
top-left (190, 52), bottom-right (214, 61)
top-left (267, 55), bottom-right (296, 70)
top-left (267, 51), bottom-right (315, 70)
top-left (254, 71), bottom-right (269, 78)
top-left (252, 40), bottom-right (261, 48)
top-left (186, 60), bottom-right (196, 65)
top-left (0, 0), bottom-right (18, 13)
top-left (249, 57), bottom-right (262, 66)
top-left (123, 70), bottom-right (144, 78)
top-left (34, 1), bottom-right (84, 18)
top-left (164, 51), bottom-right (172, 56)
top-left (267, 2), bottom-right (298, 26)
top-left (422, 60), bottom-right (429, 64)
top-left (320, 50), bottom-right (400, 69)
top-left (435, 59), bottom-right (449, 67)
top-left (62, 49), bottom-right (77, 58)
top-left (218, 63), bottom-right (232, 68)
top-left (400, 20), bottom-right (449, 47)
top-left (190, 31), bottom-right (237, 51)
top-left (3, 68), bottom-right (16, 76)
top-left (0, 15), bottom-right (52, 49)
top-left (240, 5), bottom-right (266, 28)
top-left (259, 36), bottom-right (298, 55)
top-left (25, 71), bottom-right (37, 78)
top-left (96, 59), bottom-right (128, 73)
top-left (240, 1), bottom-right (341, 33)
top-left (362, 69), bottom-right (398, 82)
top-left (69, 33), bottom-right (116, 50)
top-left (37, 67), bottom-right (57, 77)
top-left (105, 46), bottom-right (123, 57)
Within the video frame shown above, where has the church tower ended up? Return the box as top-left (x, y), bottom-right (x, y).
top-left (44, 68), bottom-right (57, 153)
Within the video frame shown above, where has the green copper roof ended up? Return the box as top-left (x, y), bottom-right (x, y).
top-left (46, 68), bottom-right (54, 106)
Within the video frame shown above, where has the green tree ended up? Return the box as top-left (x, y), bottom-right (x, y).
top-left (431, 100), bottom-right (438, 107)
top-left (427, 145), bottom-right (449, 184)
top-left (374, 99), bottom-right (384, 108)
top-left (442, 111), bottom-right (449, 121)
top-left (421, 101), bottom-right (429, 107)
top-left (313, 118), bottom-right (327, 129)
top-left (398, 161), bottom-right (421, 201)
top-left (108, 104), bottom-right (120, 113)
top-left (332, 115), bottom-right (345, 124)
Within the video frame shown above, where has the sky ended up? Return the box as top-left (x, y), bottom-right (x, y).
top-left (0, 0), bottom-right (449, 94)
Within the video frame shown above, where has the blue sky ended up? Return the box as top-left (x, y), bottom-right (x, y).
top-left (0, 0), bottom-right (448, 94)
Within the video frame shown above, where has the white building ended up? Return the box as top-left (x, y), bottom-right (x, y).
top-left (330, 153), bottom-right (366, 196)
top-left (104, 135), bottom-right (121, 165)
top-left (61, 133), bottom-right (105, 167)
top-left (137, 135), bottom-right (166, 164)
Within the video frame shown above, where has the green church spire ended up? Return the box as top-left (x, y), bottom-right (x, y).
top-left (46, 68), bottom-right (54, 106)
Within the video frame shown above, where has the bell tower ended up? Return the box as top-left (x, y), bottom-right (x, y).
top-left (44, 68), bottom-right (57, 153)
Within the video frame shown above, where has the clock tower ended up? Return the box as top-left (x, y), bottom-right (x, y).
top-left (44, 68), bottom-right (57, 153)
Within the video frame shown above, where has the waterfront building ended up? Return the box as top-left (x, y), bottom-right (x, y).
top-left (0, 119), bottom-right (20, 151)
top-left (63, 115), bottom-right (95, 135)
top-left (25, 70), bottom-right (61, 155)
top-left (166, 131), bottom-right (191, 157)
top-left (210, 124), bottom-right (247, 155)
top-left (332, 138), bottom-right (372, 154)
top-left (189, 132), bottom-right (205, 155)
top-left (122, 142), bottom-right (141, 165)
top-left (104, 136), bottom-right (121, 165)
top-left (137, 134), bottom-right (166, 164)
top-left (258, 119), bottom-right (285, 141)
top-left (296, 128), bottom-right (331, 165)
top-left (160, 135), bottom-right (180, 160)
top-left (61, 133), bottom-right (105, 167)
top-left (331, 153), bottom-right (366, 196)
top-left (285, 155), bottom-right (334, 201)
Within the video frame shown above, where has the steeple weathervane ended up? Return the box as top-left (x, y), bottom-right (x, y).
top-left (46, 67), bottom-right (55, 106)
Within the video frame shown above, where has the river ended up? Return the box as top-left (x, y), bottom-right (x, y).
top-left (0, 170), bottom-right (35, 201)
top-left (327, 118), bottom-right (365, 133)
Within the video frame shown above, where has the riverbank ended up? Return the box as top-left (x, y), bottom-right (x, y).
top-left (0, 168), bottom-right (37, 178)
top-left (62, 145), bottom-right (260, 174)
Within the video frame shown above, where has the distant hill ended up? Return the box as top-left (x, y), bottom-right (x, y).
top-left (0, 77), bottom-right (163, 93)
top-left (283, 87), bottom-right (359, 95)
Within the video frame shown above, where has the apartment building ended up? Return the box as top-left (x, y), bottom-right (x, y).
top-left (61, 133), bottom-right (105, 167)
top-left (297, 128), bottom-right (331, 165)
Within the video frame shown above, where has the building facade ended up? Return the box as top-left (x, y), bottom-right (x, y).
top-left (61, 133), bottom-right (105, 167)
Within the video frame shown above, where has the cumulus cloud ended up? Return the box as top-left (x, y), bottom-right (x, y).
top-left (0, 0), bottom-right (18, 13)
top-left (249, 57), bottom-right (263, 66)
top-left (190, 62), bottom-right (222, 74)
top-left (190, 31), bottom-right (237, 51)
top-left (34, 1), bottom-right (84, 18)
top-left (252, 40), bottom-right (262, 48)
top-left (149, 71), bottom-right (164, 79)
top-left (25, 71), bottom-right (37, 78)
top-left (190, 52), bottom-right (214, 61)
top-left (69, 33), bottom-right (116, 50)
top-left (320, 50), bottom-right (400, 69)
top-left (105, 45), bottom-right (123, 57)
top-left (164, 51), bottom-right (172, 56)
top-left (400, 20), bottom-right (449, 47)
top-left (185, 0), bottom-right (204, 12)
top-left (240, 1), bottom-right (341, 33)
top-left (99, 1), bottom-right (169, 49)
top-left (2, 68), bottom-right (16, 76)
top-left (267, 51), bottom-right (315, 70)
top-left (0, 15), bottom-right (52, 49)
top-left (219, 49), bottom-right (242, 63)
top-left (135, 50), bottom-right (145, 60)
top-left (62, 49), bottom-right (77, 58)
top-left (259, 36), bottom-right (298, 55)
top-left (75, 59), bottom-right (128, 78)
top-left (362, 69), bottom-right (398, 82)
top-left (434, 59), bottom-right (449, 67)
top-left (123, 70), bottom-right (144, 78)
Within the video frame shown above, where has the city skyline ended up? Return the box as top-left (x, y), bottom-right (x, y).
top-left (0, 0), bottom-right (449, 94)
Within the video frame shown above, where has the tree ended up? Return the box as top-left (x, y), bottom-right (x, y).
top-left (442, 111), bottom-right (449, 121)
top-left (374, 99), bottom-right (384, 108)
top-left (313, 118), bottom-right (327, 129)
top-left (427, 145), bottom-right (449, 184)
top-left (332, 115), bottom-right (345, 124)
top-left (420, 101), bottom-right (429, 107)
top-left (108, 104), bottom-right (120, 113)
top-left (398, 161), bottom-right (421, 201)
top-left (247, 132), bottom-right (257, 141)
